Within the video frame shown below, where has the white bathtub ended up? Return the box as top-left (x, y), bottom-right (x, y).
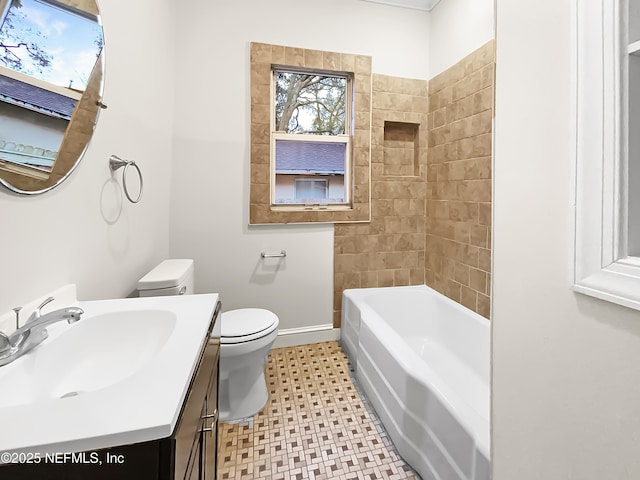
top-left (341, 285), bottom-right (490, 480)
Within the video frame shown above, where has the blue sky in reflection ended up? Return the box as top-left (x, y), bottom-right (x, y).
top-left (0, 0), bottom-right (102, 90)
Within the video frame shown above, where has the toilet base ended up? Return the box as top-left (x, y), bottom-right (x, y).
top-left (220, 415), bottom-right (254, 428)
top-left (219, 353), bottom-right (270, 422)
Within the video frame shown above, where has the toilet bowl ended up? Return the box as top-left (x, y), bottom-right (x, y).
top-left (137, 259), bottom-right (279, 423)
top-left (219, 308), bottom-right (279, 422)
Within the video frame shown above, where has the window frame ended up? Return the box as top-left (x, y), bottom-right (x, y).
top-left (270, 67), bottom-right (353, 210)
top-left (572, 0), bottom-right (640, 310)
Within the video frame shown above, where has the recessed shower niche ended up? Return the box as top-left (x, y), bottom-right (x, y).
top-left (383, 121), bottom-right (420, 177)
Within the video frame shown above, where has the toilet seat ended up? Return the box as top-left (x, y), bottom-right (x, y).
top-left (221, 308), bottom-right (279, 345)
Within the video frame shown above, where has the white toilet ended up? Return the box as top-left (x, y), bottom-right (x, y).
top-left (137, 259), bottom-right (280, 423)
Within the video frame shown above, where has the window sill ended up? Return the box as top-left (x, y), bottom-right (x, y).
top-left (271, 204), bottom-right (352, 212)
top-left (574, 260), bottom-right (640, 311)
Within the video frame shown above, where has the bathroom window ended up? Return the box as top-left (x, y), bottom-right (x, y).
top-left (271, 69), bottom-right (351, 207)
top-left (573, 0), bottom-right (640, 310)
top-left (249, 42), bottom-right (372, 225)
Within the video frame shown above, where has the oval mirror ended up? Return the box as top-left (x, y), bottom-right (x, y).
top-left (0, 0), bottom-right (104, 194)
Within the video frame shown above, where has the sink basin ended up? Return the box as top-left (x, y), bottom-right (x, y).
top-left (0, 309), bottom-right (176, 408)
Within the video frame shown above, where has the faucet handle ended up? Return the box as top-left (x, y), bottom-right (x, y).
top-left (37, 297), bottom-right (55, 312)
top-left (27, 296), bottom-right (55, 324)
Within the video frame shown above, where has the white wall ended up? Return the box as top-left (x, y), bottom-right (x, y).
top-left (169, 0), bottom-right (430, 331)
top-left (428, 0), bottom-right (494, 77)
top-left (493, 0), bottom-right (640, 478)
top-left (0, 0), bottom-right (177, 314)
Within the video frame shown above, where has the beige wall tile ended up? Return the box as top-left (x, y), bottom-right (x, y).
top-left (271, 45), bottom-right (286, 64)
top-left (479, 202), bottom-right (491, 226)
top-left (304, 49), bottom-right (324, 69)
top-left (479, 248), bottom-right (491, 272)
top-left (446, 280), bottom-right (462, 303)
top-left (341, 53), bottom-right (356, 72)
top-left (250, 123), bottom-right (270, 144)
top-left (477, 293), bottom-right (490, 319)
top-left (323, 51), bottom-right (341, 70)
top-left (461, 285), bottom-right (478, 311)
top-left (394, 269), bottom-right (410, 286)
top-left (469, 268), bottom-right (487, 294)
top-left (454, 263), bottom-right (470, 286)
top-left (355, 55), bottom-right (372, 75)
top-left (334, 60), bottom-right (500, 325)
top-left (250, 183), bottom-right (270, 205)
top-left (250, 42), bottom-right (271, 64)
top-left (474, 87), bottom-right (494, 114)
top-left (251, 104), bottom-right (270, 124)
top-left (251, 143), bottom-right (270, 164)
top-left (285, 47), bottom-right (304, 66)
top-left (251, 83), bottom-right (270, 106)
top-left (378, 270), bottom-right (394, 287)
top-left (410, 268), bottom-right (425, 284)
top-left (425, 42), bottom-right (494, 319)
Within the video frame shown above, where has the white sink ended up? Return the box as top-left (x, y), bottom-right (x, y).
top-left (0, 293), bottom-right (219, 455)
top-left (0, 310), bottom-right (176, 408)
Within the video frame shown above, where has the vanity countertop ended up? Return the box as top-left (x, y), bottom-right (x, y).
top-left (0, 293), bottom-right (219, 455)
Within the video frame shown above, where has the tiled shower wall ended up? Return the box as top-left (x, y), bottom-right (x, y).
top-left (426, 41), bottom-right (494, 318)
top-left (333, 41), bottom-right (494, 325)
top-left (333, 74), bottom-right (429, 327)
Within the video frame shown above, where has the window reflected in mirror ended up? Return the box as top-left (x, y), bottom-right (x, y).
top-left (0, 0), bottom-right (103, 179)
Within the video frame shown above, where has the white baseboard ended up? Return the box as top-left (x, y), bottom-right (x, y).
top-left (272, 324), bottom-right (340, 349)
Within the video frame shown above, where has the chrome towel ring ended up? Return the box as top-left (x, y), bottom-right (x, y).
top-left (109, 155), bottom-right (143, 203)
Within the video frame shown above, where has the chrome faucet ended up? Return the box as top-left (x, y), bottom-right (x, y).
top-left (0, 297), bottom-right (83, 367)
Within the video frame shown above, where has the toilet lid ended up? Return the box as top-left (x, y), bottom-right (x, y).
top-left (221, 308), bottom-right (279, 343)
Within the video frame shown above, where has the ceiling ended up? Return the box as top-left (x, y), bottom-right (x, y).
top-left (359, 0), bottom-right (442, 11)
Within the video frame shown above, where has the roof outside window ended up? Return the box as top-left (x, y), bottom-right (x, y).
top-left (275, 140), bottom-right (345, 174)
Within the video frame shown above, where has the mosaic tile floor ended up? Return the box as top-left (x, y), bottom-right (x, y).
top-left (217, 341), bottom-right (420, 480)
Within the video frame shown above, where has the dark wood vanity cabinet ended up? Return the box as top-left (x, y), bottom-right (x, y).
top-left (1, 301), bottom-right (221, 480)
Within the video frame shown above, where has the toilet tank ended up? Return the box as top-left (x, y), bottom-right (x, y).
top-left (137, 259), bottom-right (194, 297)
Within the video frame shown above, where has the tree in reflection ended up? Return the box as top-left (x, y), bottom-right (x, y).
top-left (0, 0), bottom-right (52, 76)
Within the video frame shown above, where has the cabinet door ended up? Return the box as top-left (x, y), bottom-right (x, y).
top-left (202, 347), bottom-right (219, 480)
top-left (202, 304), bottom-right (220, 480)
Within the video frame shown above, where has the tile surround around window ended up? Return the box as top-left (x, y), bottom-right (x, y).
top-left (249, 42), bottom-right (372, 225)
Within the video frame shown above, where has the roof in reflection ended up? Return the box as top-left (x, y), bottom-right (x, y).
top-left (0, 74), bottom-right (77, 120)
